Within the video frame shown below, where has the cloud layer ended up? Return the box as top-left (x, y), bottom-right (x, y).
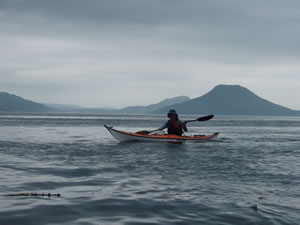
top-left (1, 0), bottom-right (299, 109)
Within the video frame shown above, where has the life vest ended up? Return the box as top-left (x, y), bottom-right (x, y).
top-left (167, 120), bottom-right (183, 136)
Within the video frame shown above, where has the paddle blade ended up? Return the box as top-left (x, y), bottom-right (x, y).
top-left (196, 114), bottom-right (214, 121)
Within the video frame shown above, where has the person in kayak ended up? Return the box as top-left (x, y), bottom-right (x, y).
top-left (159, 109), bottom-right (187, 136)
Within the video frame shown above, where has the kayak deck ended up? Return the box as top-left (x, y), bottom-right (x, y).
top-left (104, 125), bottom-right (219, 142)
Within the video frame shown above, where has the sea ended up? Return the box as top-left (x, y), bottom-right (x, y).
top-left (0, 113), bottom-right (299, 225)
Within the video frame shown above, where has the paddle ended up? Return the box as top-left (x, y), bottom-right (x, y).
top-left (184, 114), bottom-right (214, 123)
top-left (136, 114), bottom-right (214, 135)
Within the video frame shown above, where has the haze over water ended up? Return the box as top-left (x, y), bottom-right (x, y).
top-left (0, 113), bottom-right (299, 225)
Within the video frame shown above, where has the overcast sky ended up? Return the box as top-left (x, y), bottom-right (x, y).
top-left (1, 0), bottom-right (300, 109)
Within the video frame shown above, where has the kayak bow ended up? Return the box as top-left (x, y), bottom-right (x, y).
top-left (104, 125), bottom-right (219, 142)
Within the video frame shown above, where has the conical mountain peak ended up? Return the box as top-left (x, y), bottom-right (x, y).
top-left (153, 85), bottom-right (300, 116)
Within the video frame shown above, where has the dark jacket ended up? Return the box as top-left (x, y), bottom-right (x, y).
top-left (161, 119), bottom-right (187, 136)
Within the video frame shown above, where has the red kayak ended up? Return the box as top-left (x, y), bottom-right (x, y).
top-left (104, 125), bottom-right (219, 143)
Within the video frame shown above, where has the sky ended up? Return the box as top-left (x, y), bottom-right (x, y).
top-left (0, 0), bottom-right (300, 109)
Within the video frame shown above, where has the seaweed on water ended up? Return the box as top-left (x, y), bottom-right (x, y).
top-left (4, 192), bottom-right (61, 197)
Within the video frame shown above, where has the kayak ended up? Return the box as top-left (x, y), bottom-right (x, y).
top-left (104, 125), bottom-right (219, 142)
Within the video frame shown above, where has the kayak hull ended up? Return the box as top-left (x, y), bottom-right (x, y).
top-left (104, 125), bottom-right (219, 142)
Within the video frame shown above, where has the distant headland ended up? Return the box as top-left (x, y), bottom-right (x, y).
top-left (1, 85), bottom-right (299, 116)
top-left (0, 92), bottom-right (51, 112)
top-left (153, 85), bottom-right (300, 116)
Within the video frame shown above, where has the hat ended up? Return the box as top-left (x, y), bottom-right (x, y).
top-left (167, 109), bottom-right (178, 118)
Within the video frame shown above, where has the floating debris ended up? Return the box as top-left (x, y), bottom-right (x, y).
top-left (251, 204), bottom-right (259, 212)
top-left (5, 193), bottom-right (61, 197)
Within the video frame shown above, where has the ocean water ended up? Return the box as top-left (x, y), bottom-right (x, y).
top-left (0, 113), bottom-right (299, 225)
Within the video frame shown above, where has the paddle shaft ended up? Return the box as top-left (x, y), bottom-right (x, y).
top-left (136, 114), bottom-right (214, 134)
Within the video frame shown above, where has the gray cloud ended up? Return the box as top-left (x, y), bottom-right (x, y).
top-left (2, 0), bottom-right (299, 61)
top-left (0, 0), bottom-right (300, 108)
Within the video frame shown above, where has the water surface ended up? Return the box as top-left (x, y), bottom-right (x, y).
top-left (0, 113), bottom-right (299, 225)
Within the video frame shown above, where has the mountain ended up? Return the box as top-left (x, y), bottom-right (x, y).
top-left (3, 86), bottom-right (299, 116)
top-left (45, 103), bottom-right (119, 113)
top-left (152, 85), bottom-right (300, 116)
top-left (0, 91), bottom-right (189, 114)
top-left (0, 92), bottom-right (52, 112)
top-left (75, 107), bottom-right (118, 113)
top-left (45, 103), bottom-right (83, 112)
top-left (119, 96), bottom-right (190, 114)
top-left (48, 96), bottom-right (190, 114)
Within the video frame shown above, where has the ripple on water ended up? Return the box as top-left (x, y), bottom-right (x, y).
top-left (0, 115), bottom-right (299, 225)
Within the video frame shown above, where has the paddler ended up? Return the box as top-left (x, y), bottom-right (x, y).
top-left (159, 109), bottom-right (187, 136)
